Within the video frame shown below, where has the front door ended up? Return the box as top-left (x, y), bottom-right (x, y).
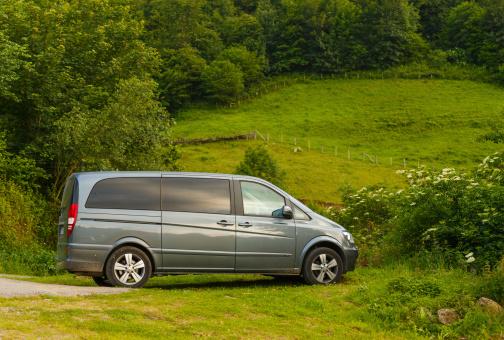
top-left (161, 176), bottom-right (235, 271)
top-left (235, 181), bottom-right (296, 272)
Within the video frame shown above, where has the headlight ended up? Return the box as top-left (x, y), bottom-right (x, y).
top-left (342, 231), bottom-right (354, 244)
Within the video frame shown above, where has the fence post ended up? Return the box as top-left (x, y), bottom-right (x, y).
top-left (362, 153), bottom-right (364, 162)
top-left (254, 131), bottom-right (257, 140)
top-left (321, 144), bottom-right (323, 153)
top-left (294, 137), bottom-right (296, 146)
top-left (403, 158), bottom-right (406, 168)
top-left (375, 155), bottom-right (377, 164)
top-left (418, 160), bottom-right (420, 168)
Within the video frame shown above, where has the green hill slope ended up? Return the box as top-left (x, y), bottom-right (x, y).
top-left (173, 79), bottom-right (503, 202)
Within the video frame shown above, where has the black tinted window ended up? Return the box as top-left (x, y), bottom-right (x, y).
top-left (86, 178), bottom-right (160, 210)
top-left (162, 178), bottom-right (231, 214)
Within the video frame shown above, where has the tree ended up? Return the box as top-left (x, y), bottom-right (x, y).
top-left (0, 0), bottom-right (179, 199)
top-left (440, 1), bottom-right (485, 64)
top-left (201, 60), bottom-right (244, 103)
top-left (235, 145), bottom-right (286, 188)
top-left (52, 77), bottom-right (180, 201)
top-left (217, 46), bottom-right (265, 85)
top-left (221, 13), bottom-right (265, 53)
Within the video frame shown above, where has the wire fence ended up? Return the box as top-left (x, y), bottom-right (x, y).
top-left (176, 130), bottom-right (441, 171)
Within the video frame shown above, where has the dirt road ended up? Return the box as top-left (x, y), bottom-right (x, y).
top-left (0, 277), bottom-right (130, 298)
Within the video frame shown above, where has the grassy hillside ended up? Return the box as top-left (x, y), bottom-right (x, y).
top-left (174, 79), bottom-right (503, 202)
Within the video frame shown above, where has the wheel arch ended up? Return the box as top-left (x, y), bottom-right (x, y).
top-left (103, 237), bottom-right (157, 275)
top-left (299, 236), bottom-right (347, 273)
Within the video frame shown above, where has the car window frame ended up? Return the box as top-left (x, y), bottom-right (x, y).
top-left (161, 177), bottom-right (233, 215)
top-left (234, 179), bottom-right (291, 219)
top-left (84, 177), bottom-right (161, 211)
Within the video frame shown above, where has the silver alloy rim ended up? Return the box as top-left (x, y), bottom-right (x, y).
top-left (113, 253), bottom-right (146, 285)
top-left (311, 253), bottom-right (338, 283)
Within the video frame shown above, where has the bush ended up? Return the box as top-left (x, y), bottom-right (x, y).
top-left (201, 60), bottom-right (244, 103)
top-left (331, 152), bottom-right (504, 271)
top-left (235, 145), bottom-right (286, 188)
top-left (0, 242), bottom-right (62, 276)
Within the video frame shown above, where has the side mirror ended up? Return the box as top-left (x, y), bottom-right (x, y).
top-left (282, 206), bottom-right (293, 219)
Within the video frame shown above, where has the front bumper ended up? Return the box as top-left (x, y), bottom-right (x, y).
top-left (343, 248), bottom-right (358, 273)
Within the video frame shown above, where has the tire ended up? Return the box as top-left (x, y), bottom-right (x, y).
top-left (105, 246), bottom-right (152, 288)
top-left (92, 276), bottom-right (114, 287)
top-left (302, 247), bottom-right (343, 285)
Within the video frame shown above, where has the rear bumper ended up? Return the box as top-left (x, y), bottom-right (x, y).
top-left (343, 248), bottom-right (358, 273)
top-left (56, 242), bottom-right (108, 275)
top-left (56, 258), bottom-right (103, 273)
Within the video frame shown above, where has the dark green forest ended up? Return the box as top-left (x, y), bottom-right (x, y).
top-left (0, 0), bottom-right (504, 252)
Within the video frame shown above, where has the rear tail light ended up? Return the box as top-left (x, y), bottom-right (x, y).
top-left (67, 203), bottom-right (78, 237)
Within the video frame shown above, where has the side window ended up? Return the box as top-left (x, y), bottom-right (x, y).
top-left (85, 178), bottom-right (160, 210)
top-left (162, 178), bottom-right (231, 214)
top-left (293, 205), bottom-right (310, 220)
top-left (241, 181), bottom-right (285, 217)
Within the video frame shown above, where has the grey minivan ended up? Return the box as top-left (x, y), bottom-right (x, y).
top-left (56, 172), bottom-right (357, 288)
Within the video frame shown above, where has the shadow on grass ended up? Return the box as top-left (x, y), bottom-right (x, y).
top-left (144, 274), bottom-right (355, 290)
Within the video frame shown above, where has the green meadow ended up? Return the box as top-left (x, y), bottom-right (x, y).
top-left (3, 262), bottom-right (501, 339)
top-left (174, 79), bottom-right (504, 202)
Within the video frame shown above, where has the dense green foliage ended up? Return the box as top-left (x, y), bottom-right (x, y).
top-left (331, 152), bottom-right (504, 271)
top-left (0, 0), bottom-right (180, 253)
top-left (235, 145), bottom-right (286, 187)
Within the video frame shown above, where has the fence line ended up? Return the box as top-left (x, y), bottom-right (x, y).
top-left (177, 130), bottom-right (440, 170)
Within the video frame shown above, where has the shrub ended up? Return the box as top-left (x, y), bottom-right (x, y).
top-left (235, 145), bottom-right (286, 188)
top-left (331, 152), bottom-right (504, 271)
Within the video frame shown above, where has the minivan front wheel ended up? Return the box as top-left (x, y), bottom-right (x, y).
top-left (302, 247), bottom-right (343, 285)
top-left (105, 247), bottom-right (152, 288)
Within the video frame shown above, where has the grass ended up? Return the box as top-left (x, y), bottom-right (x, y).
top-left (2, 263), bottom-right (502, 339)
top-left (174, 78), bottom-right (504, 202)
top-left (179, 140), bottom-right (407, 203)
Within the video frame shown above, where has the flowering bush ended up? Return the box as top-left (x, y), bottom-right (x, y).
top-left (331, 152), bottom-right (504, 270)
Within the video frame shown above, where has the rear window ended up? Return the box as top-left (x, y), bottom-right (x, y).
top-left (85, 177), bottom-right (160, 210)
top-left (162, 178), bottom-right (231, 214)
top-left (60, 177), bottom-right (78, 215)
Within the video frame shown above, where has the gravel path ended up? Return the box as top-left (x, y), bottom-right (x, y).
top-left (0, 277), bottom-right (131, 298)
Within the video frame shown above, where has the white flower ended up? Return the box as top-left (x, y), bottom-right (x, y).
top-left (466, 257), bottom-right (475, 263)
top-left (397, 189), bottom-right (404, 194)
top-left (465, 252), bottom-right (473, 258)
top-left (410, 202), bottom-right (416, 205)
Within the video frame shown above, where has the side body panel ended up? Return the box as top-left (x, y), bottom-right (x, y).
top-left (234, 179), bottom-right (296, 273)
top-left (160, 174), bottom-right (235, 272)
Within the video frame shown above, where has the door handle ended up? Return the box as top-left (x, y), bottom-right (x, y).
top-left (217, 220), bottom-right (234, 227)
top-left (238, 222), bottom-right (253, 228)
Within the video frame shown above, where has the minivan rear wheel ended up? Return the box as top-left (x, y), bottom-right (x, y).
top-left (302, 247), bottom-right (342, 285)
top-left (105, 246), bottom-right (152, 288)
